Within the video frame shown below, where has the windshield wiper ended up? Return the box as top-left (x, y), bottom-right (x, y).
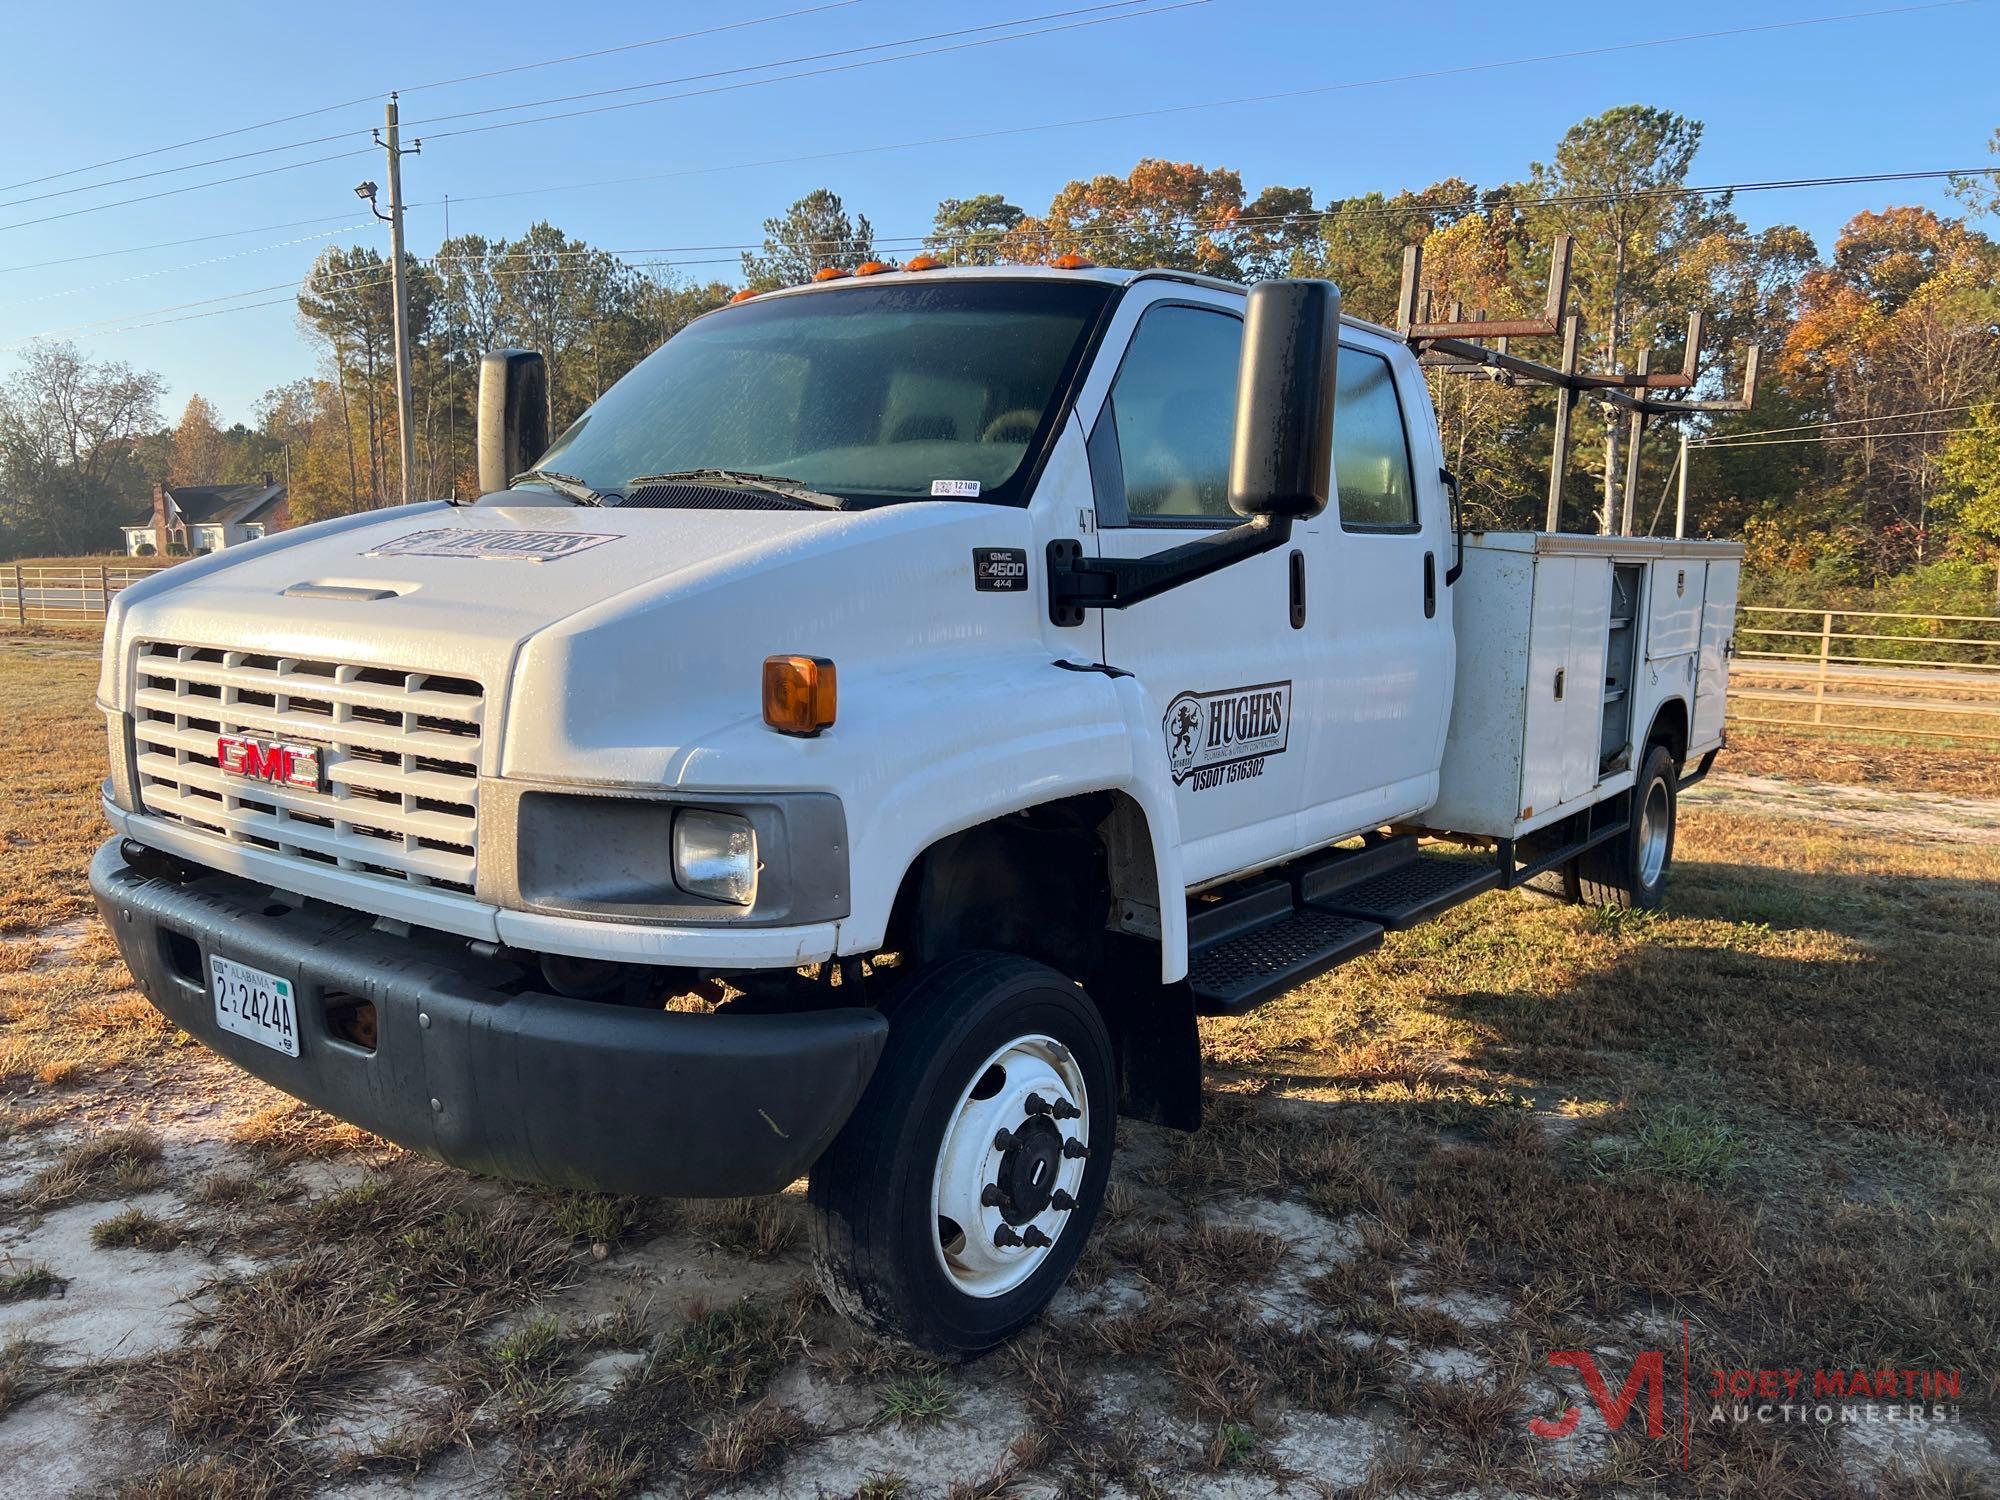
top-left (510, 468), bottom-right (604, 506)
top-left (625, 468), bottom-right (845, 510)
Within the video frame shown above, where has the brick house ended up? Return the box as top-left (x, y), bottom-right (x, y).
top-left (122, 477), bottom-right (288, 557)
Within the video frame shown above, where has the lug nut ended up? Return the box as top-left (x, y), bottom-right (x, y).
top-left (1024, 1093), bottom-right (1051, 1116)
top-left (993, 1127), bottom-right (1015, 1150)
top-left (1051, 1189), bottom-right (1077, 1212)
top-left (1021, 1225), bottom-right (1053, 1249)
top-left (993, 1224), bottom-right (1023, 1248)
top-left (1051, 1099), bottom-right (1081, 1121)
top-left (1061, 1137), bottom-right (1088, 1159)
top-left (981, 1183), bottom-right (1004, 1208)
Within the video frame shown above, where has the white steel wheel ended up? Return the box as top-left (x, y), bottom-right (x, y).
top-left (807, 952), bottom-right (1115, 1356)
top-left (930, 1034), bottom-right (1091, 1298)
top-left (1637, 776), bottom-right (1673, 890)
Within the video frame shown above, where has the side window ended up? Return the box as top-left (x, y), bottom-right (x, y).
top-left (1336, 349), bottom-right (1417, 530)
top-left (1106, 304), bottom-right (1242, 521)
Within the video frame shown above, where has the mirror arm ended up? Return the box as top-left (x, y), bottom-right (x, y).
top-left (1046, 514), bottom-right (1295, 627)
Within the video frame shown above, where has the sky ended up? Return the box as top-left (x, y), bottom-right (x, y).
top-left (3, 0), bottom-right (1997, 426)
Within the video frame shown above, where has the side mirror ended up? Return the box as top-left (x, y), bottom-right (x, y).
top-left (1228, 279), bottom-right (1339, 520)
top-left (476, 349), bottom-right (550, 497)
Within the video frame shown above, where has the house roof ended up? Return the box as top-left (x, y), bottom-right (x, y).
top-left (154, 481), bottom-right (286, 528)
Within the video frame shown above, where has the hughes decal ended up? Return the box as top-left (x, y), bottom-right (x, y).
top-left (1162, 681), bottom-right (1291, 790)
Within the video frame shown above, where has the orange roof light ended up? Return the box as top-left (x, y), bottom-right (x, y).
top-left (812, 266), bottom-right (851, 282)
top-left (729, 287), bottom-right (760, 303)
top-left (852, 260), bottom-right (896, 276)
top-left (1050, 252), bottom-right (1096, 270)
top-left (903, 254), bottom-right (944, 272)
top-left (763, 655), bottom-right (837, 737)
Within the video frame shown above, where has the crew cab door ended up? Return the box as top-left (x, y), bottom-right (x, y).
top-left (1081, 289), bottom-right (1321, 886)
top-left (1295, 332), bottom-right (1455, 844)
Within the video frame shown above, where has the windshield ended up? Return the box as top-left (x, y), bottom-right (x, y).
top-left (530, 278), bottom-right (1114, 507)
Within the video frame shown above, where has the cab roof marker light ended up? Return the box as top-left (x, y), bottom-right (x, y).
top-left (903, 254), bottom-right (944, 272)
top-left (852, 260), bottom-right (896, 276)
top-left (729, 287), bottom-right (759, 303)
top-left (1050, 252), bottom-right (1095, 270)
top-left (812, 266), bottom-right (851, 282)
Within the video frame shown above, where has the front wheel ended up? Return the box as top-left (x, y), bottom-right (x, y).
top-left (1577, 743), bottom-right (1679, 909)
top-left (808, 953), bottom-right (1115, 1356)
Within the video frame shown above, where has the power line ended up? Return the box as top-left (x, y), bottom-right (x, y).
top-left (0, 0), bottom-right (1194, 235)
top-left (0, 0), bottom-right (1164, 217)
top-left (418, 0), bottom-right (1211, 143)
top-left (414, 0), bottom-right (1989, 144)
top-left (3, 225), bottom-right (371, 309)
top-left (0, 149), bottom-right (377, 238)
top-left (0, 213), bottom-right (377, 277)
top-left (1693, 400), bottom-right (1997, 441)
top-left (407, 0), bottom-right (1165, 131)
top-left (0, 0), bottom-right (868, 197)
top-left (1696, 426), bottom-right (1976, 450)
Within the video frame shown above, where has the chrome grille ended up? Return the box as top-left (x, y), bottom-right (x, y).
top-left (130, 642), bottom-right (483, 894)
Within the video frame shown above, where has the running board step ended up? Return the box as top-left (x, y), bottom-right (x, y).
top-left (1187, 885), bottom-right (1383, 1015)
top-left (1302, 847), bottom-right (1501, 930)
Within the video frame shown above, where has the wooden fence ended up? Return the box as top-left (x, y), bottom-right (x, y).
top-left (1, 562), bottom-right (170, 626)
top-left (1729, 606), bottom-right (2000, 745)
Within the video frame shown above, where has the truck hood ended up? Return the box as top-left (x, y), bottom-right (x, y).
top-left (103, 499), bottom-right (1028, 734)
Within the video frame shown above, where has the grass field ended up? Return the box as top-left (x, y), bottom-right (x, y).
top-left (0, 638), bottom-right (1995, 1497)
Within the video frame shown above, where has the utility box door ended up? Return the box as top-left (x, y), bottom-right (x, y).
top-left (1693, 559), bottom-right (1740, 746)
top-left (1519, 556), bottom-right (1580, 822)
top-left (1561, 568), bottom-right (1611, 803)
top-left (1646, 560), bottom-right (1703, 660)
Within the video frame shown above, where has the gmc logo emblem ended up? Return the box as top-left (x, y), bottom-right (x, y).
top-left (217, 735), bottom-right (324, 792)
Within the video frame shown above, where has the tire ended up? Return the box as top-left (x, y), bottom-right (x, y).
top-left (1577, 743), bottom-right (1679, 910)
top-left (808, 952), bottom-right (1115, 1357)
top-left (1521, 862), bottom-right (1582, 903)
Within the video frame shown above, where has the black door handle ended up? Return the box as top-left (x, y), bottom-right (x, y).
top-left (1423, 552), bottom-right (1436, 619)
top-left (1289, 549), bottom-right (1306, 629)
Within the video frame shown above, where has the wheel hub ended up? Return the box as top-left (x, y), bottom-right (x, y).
top-left (929, 1034), bottom-right (1091, 1299)
top-left (993, 1114), bottom-right (1062, 1223)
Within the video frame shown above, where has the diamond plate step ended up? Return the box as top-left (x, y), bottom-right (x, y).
top-left (1188, 906), bottom-right (1384, 1014)
top-left (1307, 854), bottom-right (1501, 930)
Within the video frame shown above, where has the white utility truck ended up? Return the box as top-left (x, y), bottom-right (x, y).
top-left (91, 265), bottom-right (1739, 1354)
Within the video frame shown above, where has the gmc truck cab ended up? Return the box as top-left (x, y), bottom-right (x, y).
top-left (90, 265), bottom-right (1738, 1354)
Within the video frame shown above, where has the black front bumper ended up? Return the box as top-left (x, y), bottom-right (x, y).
top-left (90, 838), bottom-right (887, 1197)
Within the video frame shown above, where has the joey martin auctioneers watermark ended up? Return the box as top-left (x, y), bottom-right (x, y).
top-left (1530, 1324), bottom-right (1965, 1468)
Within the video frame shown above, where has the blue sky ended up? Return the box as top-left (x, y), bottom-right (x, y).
top-left (3, 0), bottom-right (1996, 425)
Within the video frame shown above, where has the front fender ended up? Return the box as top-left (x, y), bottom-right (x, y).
top-left (834, 656), bottom-right (1190, 982)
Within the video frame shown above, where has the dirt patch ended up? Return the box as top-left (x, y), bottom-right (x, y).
top-left (1685, 772), bottom-right (2000, 843)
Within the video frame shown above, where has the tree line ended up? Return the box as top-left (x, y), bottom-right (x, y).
top-left (3, 105), bottom-right (1997, 606)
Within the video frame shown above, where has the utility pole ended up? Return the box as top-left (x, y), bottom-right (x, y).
top-left (376, 96), bottom-right (420, 505)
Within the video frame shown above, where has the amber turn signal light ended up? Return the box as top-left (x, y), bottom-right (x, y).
top-left (763, 655), bottom-right (837, 736)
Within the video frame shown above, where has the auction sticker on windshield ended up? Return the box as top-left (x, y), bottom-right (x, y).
top-left (211, 955), bottom-right (300, 1057)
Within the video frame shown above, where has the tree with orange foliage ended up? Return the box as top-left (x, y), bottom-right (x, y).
top-left (1780, 207), bottom-right (2000, 571)
top-left (998, 159), bottom-right (1254, 277)
top-left (169, 394), bottom-right (226, 486)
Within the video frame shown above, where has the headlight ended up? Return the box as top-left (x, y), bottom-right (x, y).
top-left (673, 809), bottom-right (758, 906)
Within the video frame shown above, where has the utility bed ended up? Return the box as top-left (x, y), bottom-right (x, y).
top-left (1423, 531), bottom-right (1741, 840)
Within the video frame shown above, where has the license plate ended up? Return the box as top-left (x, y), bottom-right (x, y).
top-left (210, 956), bottom-right (300, 1057)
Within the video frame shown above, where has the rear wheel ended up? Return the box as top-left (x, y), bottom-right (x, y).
top-left (1577, 743), bottom-right (1679, 909)
top-left (808, 952), bottom-right (1114, 1356)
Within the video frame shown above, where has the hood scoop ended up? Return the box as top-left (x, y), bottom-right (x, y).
top-left (283, 580), bottom-right (412, 602)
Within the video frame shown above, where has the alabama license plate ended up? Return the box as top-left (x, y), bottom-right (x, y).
top-left (210, 955), bottom-right (300, 1057)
